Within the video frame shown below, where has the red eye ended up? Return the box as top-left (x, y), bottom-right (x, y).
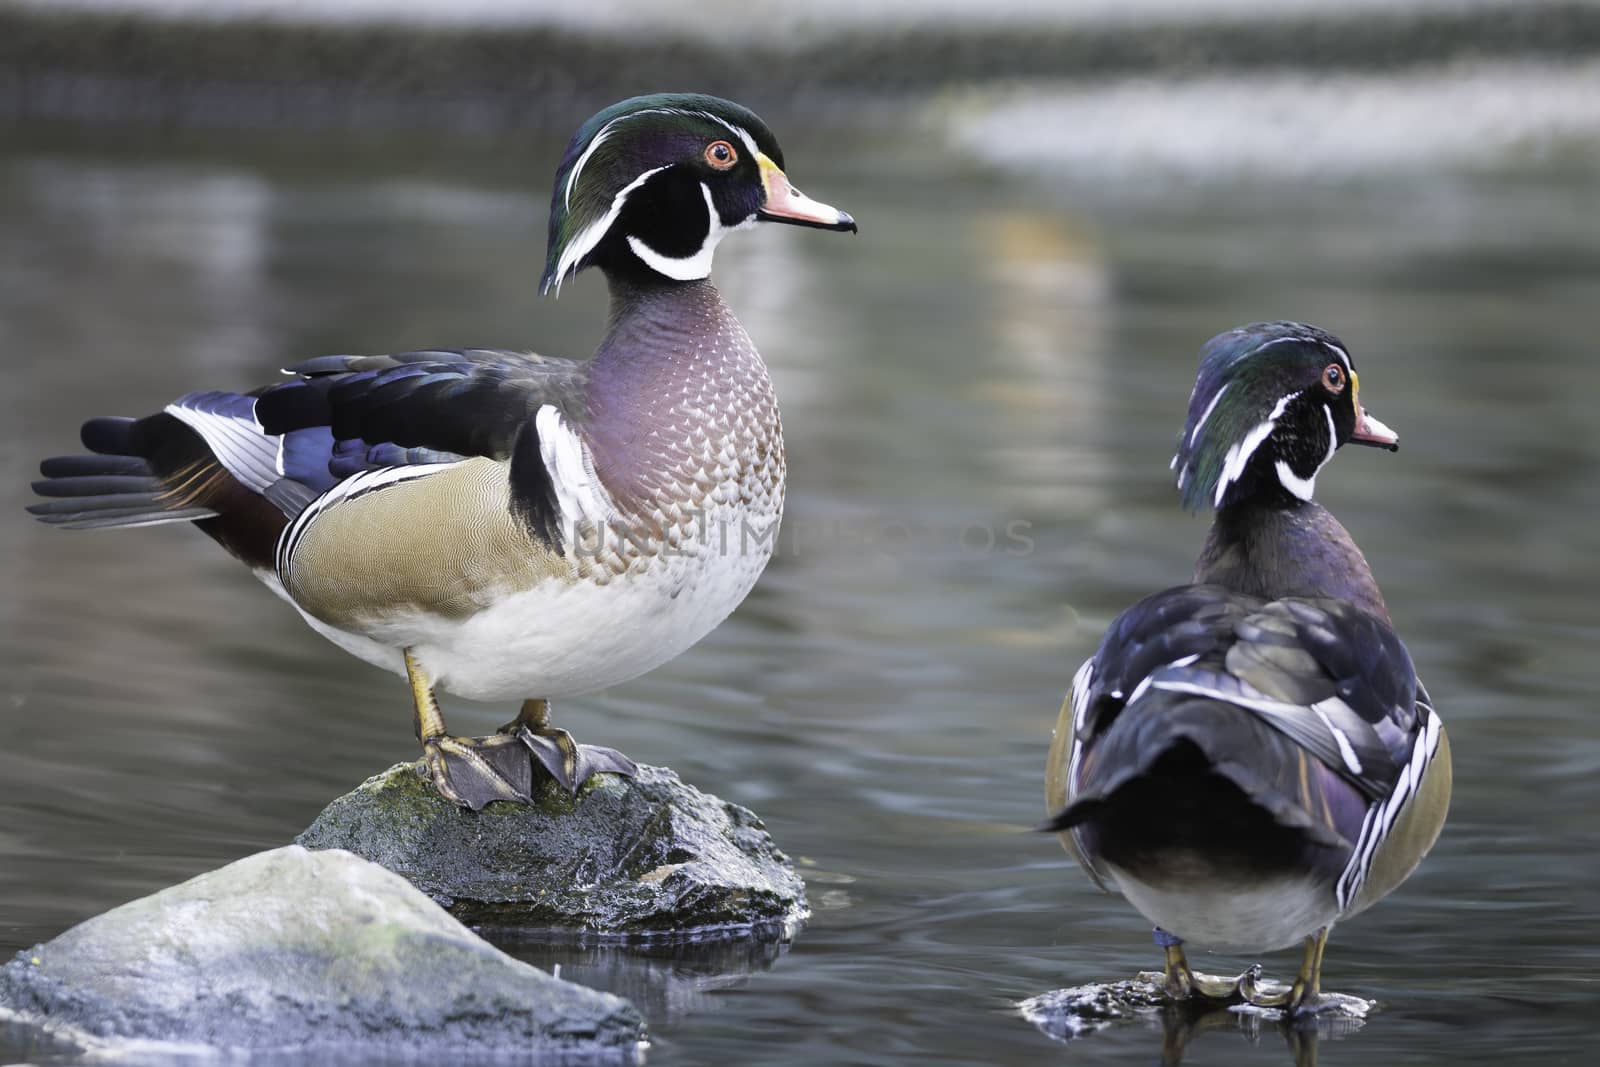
top-left (704, 141), bottom-right (737, 170)
top-left (1322, 363), bottom-right (1346, 393)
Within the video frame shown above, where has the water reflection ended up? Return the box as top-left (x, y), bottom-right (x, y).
top-left (1022, 984), bottom-right (1368, 1067)
top-left (494, 935), bottom-right (789, 1027)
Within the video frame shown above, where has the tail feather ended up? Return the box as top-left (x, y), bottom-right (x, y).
top-left (1067, 692), bottom-right (1357, 850)
top-left (39, 454), bottom-right (150, 478)
top-left (80, 415), bottom-right (139, 454)
top-left (27, 403), bottom-right (289, 567)
top-left (28, 431), bottom-right (219, 529)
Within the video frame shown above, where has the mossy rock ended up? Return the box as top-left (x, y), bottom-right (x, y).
top-left (296, 762), bottom-right (808, 940)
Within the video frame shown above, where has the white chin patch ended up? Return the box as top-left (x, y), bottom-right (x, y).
top-left (1274, 459), bottom-right (1317, 501)
top-left (1273, 403), bottom-right (1340, 502)
top-left (626, 182), bottom-right (727, 282)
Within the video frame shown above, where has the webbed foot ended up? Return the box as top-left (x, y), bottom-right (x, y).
top-left (1156, 926), bottom-right (1338, 1018)
top-left (515, 726), bottom-right (637, 793)
top-left (498, 698), bottom-right (637, 793)
top-left (420, 733), bottom-right (535, 811)
top-left (1156, 928), bottom-right (1266, 1003)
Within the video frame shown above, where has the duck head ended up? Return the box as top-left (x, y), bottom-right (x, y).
top-left (1171, 322), bottom-right (1399, 512)
top-left (540, 93), bottom-right (856, 294)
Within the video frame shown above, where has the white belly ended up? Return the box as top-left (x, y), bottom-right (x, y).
top-left (263, 504), bottom-right (776, 701)
top-left (1109, 863), bottom-right (1338, 953)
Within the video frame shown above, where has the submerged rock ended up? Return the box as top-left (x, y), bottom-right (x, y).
top-left (297, 762), bottom-right (808, 939)
top-left (0, 846), bottom-right (644, 1059)
top-left (1021, 971), bottom-right (1370, 1057)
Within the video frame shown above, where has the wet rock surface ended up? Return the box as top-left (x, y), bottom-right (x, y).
top-left (296, 762), bottom-right (809, 939)
top-left (0, 846), bottom-right (644, 1059)
top-left (1020, 971), bottom-right (1371, 1060)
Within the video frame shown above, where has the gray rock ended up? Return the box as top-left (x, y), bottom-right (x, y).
top-left (0, 846), bottom-right (644, 1060)
top-left (296, 762), bottom-right (808, 940)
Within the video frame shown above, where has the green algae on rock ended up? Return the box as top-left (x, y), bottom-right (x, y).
top-left (296, 762), bottom-right (809, 939)
top-left (0, 846), bottom-right (644, 1059)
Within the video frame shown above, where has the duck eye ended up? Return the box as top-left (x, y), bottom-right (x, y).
top-left (1322, 363), bottom-right (1346, 393)
top-left (704, 141), bottom-right (738, 170)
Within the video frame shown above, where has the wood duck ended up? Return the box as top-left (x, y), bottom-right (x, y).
top-left (28, 93), bottom-right (856, 811)
top-left (1044, 322), bottom-right (1452, 1015)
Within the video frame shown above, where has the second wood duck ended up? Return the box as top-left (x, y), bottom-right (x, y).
top-left (29, 93), bottom-right (856, 810)
top-left (1044, 322), bottom-right (1452, 1014)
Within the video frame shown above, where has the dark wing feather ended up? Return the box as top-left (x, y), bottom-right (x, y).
top-left (255, 349), bottom-right (587, 462)
top-left (1069, 586), bottom-right (1421, 819)
top-left (1076, 585), bottom-right (1259, 737)
top-left (254, 349), bottom-right (585, 547)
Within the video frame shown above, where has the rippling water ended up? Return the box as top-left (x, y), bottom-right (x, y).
top-left (2, 114), bottom-right (1598, 1065)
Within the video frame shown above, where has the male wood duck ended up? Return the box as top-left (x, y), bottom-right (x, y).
top-left (1043, 323), bottom-right (1452, 1015)
top-left (28, 93), bottom-right (856, 811)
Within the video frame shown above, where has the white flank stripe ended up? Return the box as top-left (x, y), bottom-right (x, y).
top-left (536, 405), bottom-right (617, 532)
top-left (1066, 657), bottom-right (1095, 794)
top-left (1069, 658), bottom-right (1095, 734)
top-left (165, 400), bottom-right (278, 494)
top-left (626, 182), bottom-right (726, 282)
top-left (1334, 706), bottom-right (1442, 910)
top-left (1310, 698), bottom-right (1363, 774)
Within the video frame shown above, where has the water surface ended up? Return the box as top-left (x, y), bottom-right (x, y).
top-left (1, 117), bottom-right (1597, 1064)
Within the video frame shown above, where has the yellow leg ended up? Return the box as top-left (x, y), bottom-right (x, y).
top-left (405, 648), bottom-right (533, 810)
top-left (498, 697), bottom-right (552, 734)
top-left (1251, 926), bottom-right (1330, 1015)
top-left (406, 650), bottom-right (447, 742)
top-left (1157, 930), bottom-right (1265, 1002)
top-left (1288, 927), bottom-right (1330, 1014)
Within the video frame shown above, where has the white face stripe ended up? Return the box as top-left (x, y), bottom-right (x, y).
top-left (564, 107), bottom-right (760, 212)
top-left (625, 182), bottom-right (726, 282)
top-left (698, 112), bottom-right (761, 159)
top-left (1190, 382), bottom-right (1230, 445)
top-left (1245, 334), bottom-right (1344, 363)
top-left (550, 164), bottom-right (670, 295)
top-left (1274, 402), bottom-right (1339, 502)
top-left (564, 127), bottom-right (616, 210)
top-left (554, 107), bottom-right (765, 292)
top-left (1214, 390), bottom-right (1299, 508)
